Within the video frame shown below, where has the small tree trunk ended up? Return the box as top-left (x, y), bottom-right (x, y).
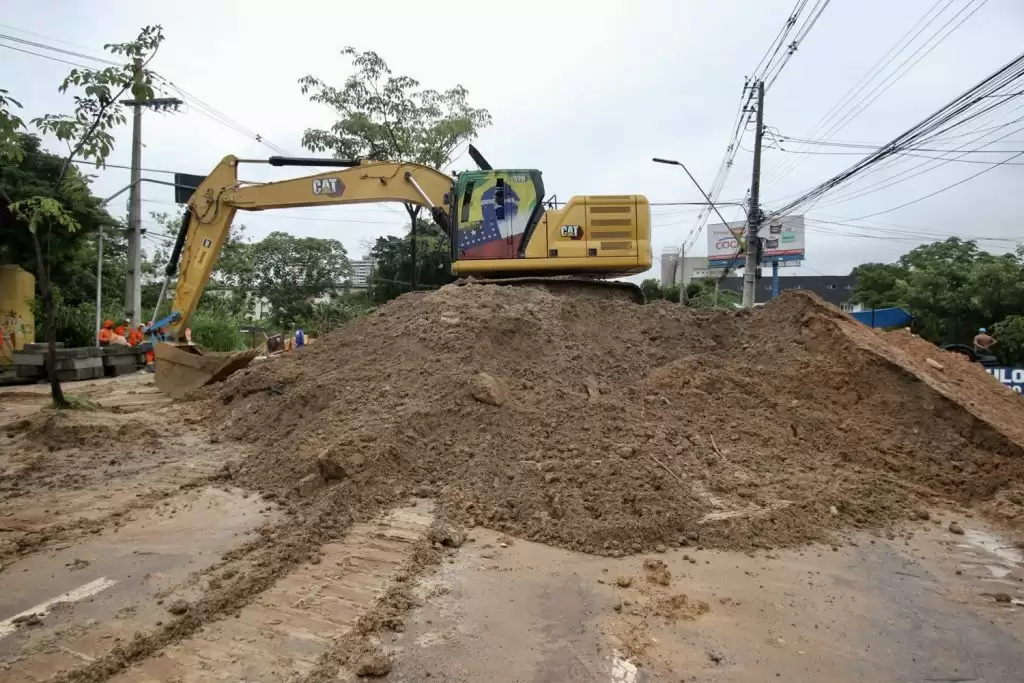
top-left (29, 224), bottom-right (67, 407)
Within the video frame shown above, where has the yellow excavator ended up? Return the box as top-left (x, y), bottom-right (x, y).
top-left (151, 147), bottom-right (652, 398)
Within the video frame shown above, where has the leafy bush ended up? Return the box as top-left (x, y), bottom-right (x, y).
top-left (992, 315), bottom-right (1024, 367)
top-left (189, 310), bottom-right (245, 352)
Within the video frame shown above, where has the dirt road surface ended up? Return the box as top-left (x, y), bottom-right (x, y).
top-left (3, 372), bottom-right (1024, 682)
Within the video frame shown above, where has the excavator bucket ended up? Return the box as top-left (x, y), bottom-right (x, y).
top-left (153, 342), bottom-right (261, 399)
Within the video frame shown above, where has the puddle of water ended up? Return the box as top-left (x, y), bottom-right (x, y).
top-left (964, 529), bottom-right (1024, 566)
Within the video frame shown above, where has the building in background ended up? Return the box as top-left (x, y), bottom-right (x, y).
top-left (347, 260), bottom-right (374, 290)
top-left (660, 252), bottom-right (721, 287)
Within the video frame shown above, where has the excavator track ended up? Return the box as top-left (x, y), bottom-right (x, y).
top-left (451, 275), bottom-right (645, 305)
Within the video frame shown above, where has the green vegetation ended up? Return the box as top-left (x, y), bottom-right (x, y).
top-left (852, 238), bottom-right (1024, 365)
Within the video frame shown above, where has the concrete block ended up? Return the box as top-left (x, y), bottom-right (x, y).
top-left (15, 365), bottom-right (45, 379)
top-left (23, 342), bottom-right (64, 352)
top-left (87, 347), bottom-right (103, 357)
top-left (12, 353), bottom-right (45, 366)
top-left (56, 367), bottom-right (97, 382)
top-left (103, 354), bottom-right (138, 367)
top-left (104, 364), bottom-right (137, 377)
top-left (56, 356), bottom-right (103, 371)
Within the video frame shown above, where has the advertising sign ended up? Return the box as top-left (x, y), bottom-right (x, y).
top-left (707, 214), bottom-right (805, 269)
top-left (985, 367), bottom-right (1024, 394)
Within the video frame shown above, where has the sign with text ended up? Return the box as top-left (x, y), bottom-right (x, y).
top-left (985, 367), bottom-right (1024, 394)
top-left (707, 214), bottom-right (805, 269)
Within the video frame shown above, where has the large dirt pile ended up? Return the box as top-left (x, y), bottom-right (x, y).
top-left (204, 286), bottom-right (1024, 554)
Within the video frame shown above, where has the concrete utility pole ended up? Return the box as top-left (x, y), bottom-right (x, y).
top-left (122, 61), bottom-right (183, 327)
top-left (743, 81), bottom-right (765, 308)
top-left (124, 59), bottom-right (144, 328)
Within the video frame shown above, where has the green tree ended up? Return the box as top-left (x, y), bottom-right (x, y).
top-left (640, 278), bottom-right (664, 302)
top-left (0, 133), bottom-right (122, 306)
top-left (992, 315), bottom-right (1024, 367)
top-left (849, 263), bottom-right (907, 310)
top-left (849, 237), bottom-right (1024, 353)
top-left (368, 218), bottom-right (452, 303)
top-left (298, 47), bottom-right (491, 289)
top-left (0, 26), bottom-right (164, 406)
top-left (249, 231), bottom-right (350, 329)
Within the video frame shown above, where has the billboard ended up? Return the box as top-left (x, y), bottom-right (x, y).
top-left (986, 367), bottom-right (1024, 394)
top-left (707, 214), bottom-right (805, 269)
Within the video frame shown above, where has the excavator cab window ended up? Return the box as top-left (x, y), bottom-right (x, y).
top-left (451, 169), bottom-right (545, 261)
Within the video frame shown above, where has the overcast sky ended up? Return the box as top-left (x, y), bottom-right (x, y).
top-left (3, 0), bottom-right (1023, 281)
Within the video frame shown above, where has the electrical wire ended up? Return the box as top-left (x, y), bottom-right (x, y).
top-left (765, 0), bottom-right (986, 188)
top-left (0, 42), bottom-right (96, 69)
top-left (769, 51), bottom-right (1024, 218)
top-left (848, 149), bottom-right (1024, 220)
top-left (0, 32), bottom-right (119, 66)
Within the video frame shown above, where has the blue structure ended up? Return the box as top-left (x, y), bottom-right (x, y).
top-left (851, 307), bottom-right (911, 329)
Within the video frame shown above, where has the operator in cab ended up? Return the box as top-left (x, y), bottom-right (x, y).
top-left (974, 328), bottom-right (997, 354)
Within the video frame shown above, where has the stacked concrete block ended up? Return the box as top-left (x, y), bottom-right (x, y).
top-left (12, 343), bottom-right (143, 382)
top-left (102, 345), bottom-right (143, 377)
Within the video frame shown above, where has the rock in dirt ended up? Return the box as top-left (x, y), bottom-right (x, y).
top-left (948, 521), bottom-right (965, 535)
top-left (295, 473), bottom-right (324, 497)
top-left (429, 523), bottom-right (466, 548)
top-left (355, 653), bottom-right (392, 677)
top-left (167, 599), bottom-right (189, 616)
top-left (925, 358), bottom-right (944, 371)
top-left (913, 508), bottom-right (930, 521)
top-left (643, 558), bottom-right (672, 586)
top-left (616, 575), bottom-right (634, 588)
top-left (470, 372), bottom-right (509, 406)
top-left (315, 452), bottom-right (347, 481)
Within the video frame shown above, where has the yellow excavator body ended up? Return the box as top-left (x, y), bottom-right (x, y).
top-left (152, 150), bottom-right (652, 397)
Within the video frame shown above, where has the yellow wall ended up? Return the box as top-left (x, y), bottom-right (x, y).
top-left (0, 265), bottom-right (36, 365)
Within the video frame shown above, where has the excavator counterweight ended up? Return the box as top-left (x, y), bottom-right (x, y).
top-left (152, 151), bottom-right (653, 397)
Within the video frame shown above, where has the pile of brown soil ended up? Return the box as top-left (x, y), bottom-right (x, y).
top-left (203, 285), bottom-right (1024, 554)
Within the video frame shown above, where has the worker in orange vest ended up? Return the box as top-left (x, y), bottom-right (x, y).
top-left (113, 318), bottom-right (129, 338)
top-left (98, 319), bottom-right (114, 344)
top-left (127, 325), bottom-right (144, 346)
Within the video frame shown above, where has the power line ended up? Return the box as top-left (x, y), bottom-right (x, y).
top-left (848, 149), bottom-right (1024, 220)
top-left (769, 51), bottom-right (1024, 218)
top-left (766, 0), bottom-right (987, 187)
top-left (0, 42), bottom-right (96, 69)
top-left (0, 32), bottom-right (118, 66)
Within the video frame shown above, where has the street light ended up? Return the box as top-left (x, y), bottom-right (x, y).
top-left (651, 158), bottom-right (739, 234)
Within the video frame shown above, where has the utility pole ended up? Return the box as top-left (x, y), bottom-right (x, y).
top-left (743, 80), bottom-right (765, 308)
top-left (124, 58), bottom-right (144, 328)
top-left (122, 62), bottom-right (183, 326)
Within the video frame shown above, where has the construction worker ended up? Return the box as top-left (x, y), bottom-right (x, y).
top-left (114, 318), bottom-right (129, 338)
top-left (295, 328), bottom-right (305, 348)
top-left (98, 319), bottom-right (114, 345)
top-left (974, 328), bottom-right (997, 354)
top-left (127, 324), bottom-right (144, 346)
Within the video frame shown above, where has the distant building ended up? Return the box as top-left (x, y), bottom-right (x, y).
top-left (718, 275), bottom-right (864, 311)
top-left (659, 253), bottom-right (722, 286)
top-left (347, 260), bottom-right (374, 290)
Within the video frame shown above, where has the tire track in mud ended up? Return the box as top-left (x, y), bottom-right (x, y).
top-left (29, 496), bottom-right (441, 683)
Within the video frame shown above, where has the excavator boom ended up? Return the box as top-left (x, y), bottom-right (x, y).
top-left (153, 153), bottom-right (652, 398)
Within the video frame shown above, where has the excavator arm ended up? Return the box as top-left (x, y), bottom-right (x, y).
top-left (151, 155), bottom-right (454, 399)
top-left (167, 155), bottom-right (454, 338)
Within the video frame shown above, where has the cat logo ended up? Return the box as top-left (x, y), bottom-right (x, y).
top-left (559, 225), bottom-right (583, 240)
top-left (312, 177), bottom-right (345, 197)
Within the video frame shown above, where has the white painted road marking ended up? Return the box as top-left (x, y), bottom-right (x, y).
top-left (0, 577), bottom-right (117, 639)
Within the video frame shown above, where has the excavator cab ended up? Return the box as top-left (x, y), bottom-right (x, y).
top-left (449, 169), bottom-right (545, 264)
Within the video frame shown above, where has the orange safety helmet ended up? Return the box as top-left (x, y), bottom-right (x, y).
top-left (102, 319), bottom-right (114, 329)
